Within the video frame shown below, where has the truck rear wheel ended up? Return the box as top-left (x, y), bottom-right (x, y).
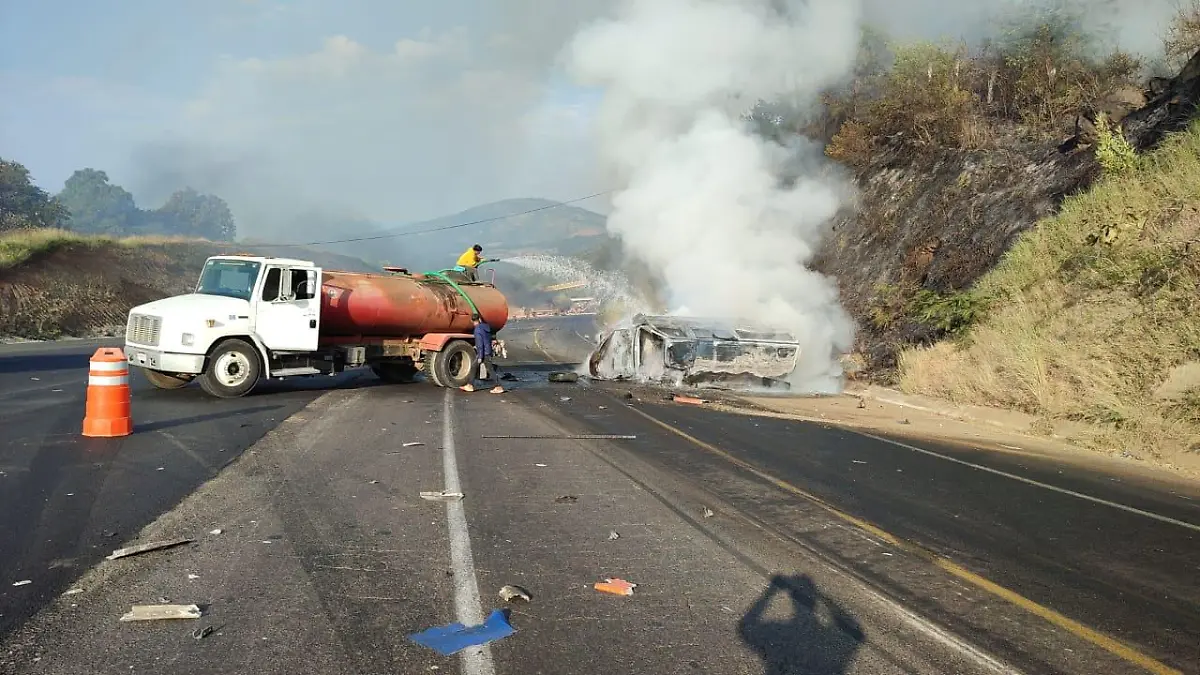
top-left (142, 369), bottom-right (195, 390)
top-left (423, 352), bottom-right (445, 387)
top-left (372, 362), bottom-right (417, 384)
top-left (198, 339), bottom-right (261, 398)
top-left (431, 340), bottom-right (476, 388)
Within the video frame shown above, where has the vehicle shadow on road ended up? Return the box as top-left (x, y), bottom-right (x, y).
top-left (738, 574), bottom-right (865, 675)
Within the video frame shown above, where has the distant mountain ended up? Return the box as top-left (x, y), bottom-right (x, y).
top-left (372, 198), bottom-right (611, 270)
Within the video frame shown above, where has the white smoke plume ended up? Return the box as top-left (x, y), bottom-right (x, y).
top-left (565, 0), bottom-right (862, 393)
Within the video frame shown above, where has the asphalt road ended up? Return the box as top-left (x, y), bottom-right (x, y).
top-left (1, 318), bottom-right (1198, 675)
top-left (0, 338), bottom-right (363, 639)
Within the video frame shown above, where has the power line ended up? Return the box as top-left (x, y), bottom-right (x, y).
top-left (260, 190), bottom-right (612, 249)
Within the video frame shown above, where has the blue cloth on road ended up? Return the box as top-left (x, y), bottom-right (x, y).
top-left (474, 321), bottom-right (493, 359)
top-left (407, 609), bottom-right (515, 655)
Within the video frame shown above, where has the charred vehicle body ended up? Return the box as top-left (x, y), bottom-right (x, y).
top-left (587, 314), bottom-right (800, 390)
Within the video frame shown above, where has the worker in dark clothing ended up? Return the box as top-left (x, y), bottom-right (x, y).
top-left (461, 315), bottom-right (504, 393)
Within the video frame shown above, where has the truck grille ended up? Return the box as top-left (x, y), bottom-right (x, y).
top-left (127, 314), bottom-right (162, 346)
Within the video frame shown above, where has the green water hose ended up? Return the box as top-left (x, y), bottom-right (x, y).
top-left (422, 270), bottom-right (483, 319)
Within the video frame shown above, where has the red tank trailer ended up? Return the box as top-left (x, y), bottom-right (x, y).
top-left (320, 271), bottom-right (509, 338)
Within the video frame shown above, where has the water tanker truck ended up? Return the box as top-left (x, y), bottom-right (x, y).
top-left (122, 255), bottom-right (508, 398)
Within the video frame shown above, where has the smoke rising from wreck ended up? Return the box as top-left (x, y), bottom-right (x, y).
top-left (564, 0), bottom-right (861, 393)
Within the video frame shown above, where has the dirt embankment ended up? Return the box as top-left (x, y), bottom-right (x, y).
top-left (0, 231), bottom-right (374, 340)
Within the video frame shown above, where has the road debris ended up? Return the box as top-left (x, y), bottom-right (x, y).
top-left (555, 495), bottom-right (578, 504)
top-left (209, 529), bottom-right (223, 535)
top-left (535, 463), bottom-right (547, 467)
top-left (12, 580), bottom-right (31, 587)
top-left (403, 442), bottom-right (425, 447)
top-left (608, 531), bottom-right (620, 541)
top-left (187, 574), bottom-right (200, 580)
top-left (857, 397), bottom-right (867, 409)
top-left (594, 578), bottom-right (637, 596)
top-left (498, 584), bottom-right (532, 603)
top-left (408, 609), bottom-right (515, 655)
top-left (63, 588), bottom-right (84, 596)
top-left (673, 395), bottom-right (706, 405)
top-left (420, 490), bottom-right (465, 502)
top-left (481, 434), bottom-right (636, 440)
top-left (852, 460), bottom-right (867, 465)
top-left (548, 371), bottom-right (579, 383)
top-left (702, 507), bottom-right (715, 518)
top-left (192, 625), bottom-right (216, 640)
top-left (119, 604), bottom-right (203, 622)
top-left (559, 396), bottom-right (572, 402)
top-left (899, 418), bottom-right (911, 425)
top-left (105, 538), bottom-right (193, 561)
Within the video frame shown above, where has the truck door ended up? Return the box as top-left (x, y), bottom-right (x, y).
top-left (254, 266), bottom-right (322, 352)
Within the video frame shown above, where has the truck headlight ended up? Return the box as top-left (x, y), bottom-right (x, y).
top-left (181, 333), bottom-right (195, 346)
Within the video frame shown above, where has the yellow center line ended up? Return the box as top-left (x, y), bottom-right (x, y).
top-left (531, 328), bottom-right (556, 362)
top-left (625, 404), bottom-right (1183, 675)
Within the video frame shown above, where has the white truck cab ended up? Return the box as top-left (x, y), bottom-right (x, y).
top-left (125, 255), bottom-right (324, 397)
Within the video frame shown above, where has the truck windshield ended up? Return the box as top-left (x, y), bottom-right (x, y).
top-left (195, 259), bottom-right (261, 301)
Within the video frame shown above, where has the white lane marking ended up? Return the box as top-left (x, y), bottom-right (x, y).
top-left (442, 389), bottom-right (496, 675)
top-left (856, 431), bottom-right (1200, 533)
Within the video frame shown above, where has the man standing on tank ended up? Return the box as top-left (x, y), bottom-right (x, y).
top-left (461, 314), bottom-right (505, 393)
top-left (454, 244), bottom-right (491, 283)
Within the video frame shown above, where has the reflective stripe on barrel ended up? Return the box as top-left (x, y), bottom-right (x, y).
top-left (88, 374), bottom-right (130, 386)
top-left (89, 361), bottom-right (126, 372)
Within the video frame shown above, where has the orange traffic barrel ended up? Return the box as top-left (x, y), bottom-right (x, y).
top-left (82, 347), bottom-right (133, 438)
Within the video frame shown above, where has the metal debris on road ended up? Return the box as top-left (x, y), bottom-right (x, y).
top-left (209, 529), bottom-right (223, 535)
top-left (535, 463), bottom-right (547, 467)
top-left (408, 609), bottom-right (515, 655)
top-left (857, 397), bottom-right (867, 409)
top-left (481, 434), bottom-right (637, 440)
top-left (192, 625), bottom-right (216, 640)
top-left (498, 584), bottom-right (532, 603)
top-left (548, 371), bottom-right (579, 383)
top-left (608, 531), bottom-right (620, 541)
top-left (64, 588), bottom-right (84, 596)
top-left (12, 580), bottom-right (31, 587)
top-left (105, 538), bottom-right (193, 561)
top-left (559, 396), bottom-right (571, 402)
top-left (403, 442), bottom-right (424, 447)
top-left (420, 490), bottom-right (465, 502)
top-left (555, 495), bottom-right (578, 504)
top-left (119, 604), bottom-right (203, 622)
top-left (594, 578), bottom-right (637, 596)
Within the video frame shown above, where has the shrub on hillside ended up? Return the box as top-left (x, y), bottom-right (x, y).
top-left (824, 10), bottom-right (1144, 162)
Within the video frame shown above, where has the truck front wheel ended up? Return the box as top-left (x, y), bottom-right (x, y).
top-left (142, 369), bottom-right (195, 390)
top-left (198, 339), bottom-right (261, 398)
top-left (431, 340), bottom-right (477, 388)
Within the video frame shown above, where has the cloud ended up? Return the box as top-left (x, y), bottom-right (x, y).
top-left (124, 24), bottom-right (599, 238)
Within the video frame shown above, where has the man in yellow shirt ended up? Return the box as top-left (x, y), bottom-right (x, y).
top-left (453, 244), bottom-right (490, 282)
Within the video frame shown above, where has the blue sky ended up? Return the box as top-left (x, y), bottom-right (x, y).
top-left (0, 0), bottom-right (605, 230)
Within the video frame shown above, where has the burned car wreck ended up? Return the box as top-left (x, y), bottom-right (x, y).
top-left (587, 314), bottom-right (800, 390)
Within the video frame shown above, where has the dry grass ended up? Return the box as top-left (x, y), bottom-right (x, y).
top-left (0, 228), bottom-right (200, 270)
top-left (898, 122), bottom-right (1200, 462)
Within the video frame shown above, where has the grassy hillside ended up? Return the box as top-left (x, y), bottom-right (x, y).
top-left (372, 198), bottom-right (610, 269)
top-left (897, 122), bottom-right (1200, 463)
top-left (0, 229), bottom-right (375, 339)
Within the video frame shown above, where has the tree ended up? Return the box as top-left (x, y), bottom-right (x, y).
top-left (56, 168), bottom-right (141, 235)
top-left (0, 158), bottom-right (68, 232)
top-left (154, 188), bottom-right (237, 241)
